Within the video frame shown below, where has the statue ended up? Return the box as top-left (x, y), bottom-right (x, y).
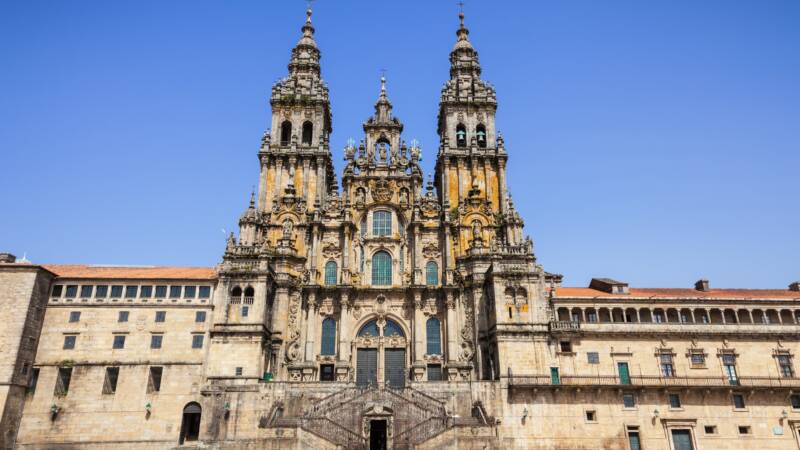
top-left (355, 188), bottom-right (366, 205)
top-left (472, 220), bottom-right (482, 241)
top-left (399, 189), bottom-right (408, 205)
top-left (379, 143), bottom-right (387, 162)
top-left (282, 220), bottom-right (293, 240)
top-left (226, 232), bottom-right (236, 252)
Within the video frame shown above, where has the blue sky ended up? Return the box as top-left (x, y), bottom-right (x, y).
top-left (1, 1), bottom-right (798, 288)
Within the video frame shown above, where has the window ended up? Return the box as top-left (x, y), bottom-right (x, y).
top-left (301, 121), bottom-right (313, 145)
top-left (587, 352), bottom-right (599, 364)
top-left (65, 285), bottom-right (78, 298)
top-left (110, 285), bottom-right (123, 298)
top-left (27, 368), bottom-right (39, 394)
top-left (184, 286), bottom-right (196, 298)
top-left (198, 286), bottom-right (211, 299)
top-left (112, 335), bottom-right (126, 349)
top-left (373, 211), bottom-right (391, 236)
top-left (54, 367), bottom-right (72, 396)
top-left (320, 364), bottom-right (334, 382)
top-left (669, 393), bottom-right (682, 408)
top-left (241, 306), bottom-right (249, 317)
top-left (660, 353), bottom-right (675, 377)
top-left (777, 354), bottom-right (795, 378)
top-left (358, 320), bottom-right (379, 337)
top-left (587, 311), bottom-right (597, 323)
top-left (155, 311), bottom-right (166, 322)
top-left (627, 426), bottom-right (641, 450)
top-left (559, 341), bottom-right (573, 353)
top-left (80, 285), bottom-right (93, 298)
top-left (195, 311), bottom-right (206, 323)
top-left (280, 120), bottom-right (292, 146)
top-left (456, 123), bottom-right (467, 147)
top-left (476, 124), bottom-right (487, 148)
top-left (738, 426), bottom-right (751, 435)
top-left (321, 318), bottom-right (336, 355)
top-left (791, 394), bottom-right (800, 410)
top-left (732, 393), bottom-right (746, 409)
top-left (192, 334), bottom-right (204, 349)
top-left (103, 367), bottom-right (120, 394)
top-left (52, 285), bottom-right (63, 297)
top-left (623, 393), bottom-right (636, 408)
top-left (169, 286), bottom-right (181, 298)
top-left (95, 285), bottom-right (108, 298)
top-left (426, 318), bottom-right (441, 355)
top-left (140, 285), bottom-right (153, 298)
top-left (235, 367), bottom-right (243, 377)
top-left (63, 335), bottom-right (76, 350)
top-left (689, 351), bottom-right (706, 367)
top-left (654, 311), bottom-right (664, 323)
top-left (585, 410), bottom-right (597, 422)
top-left (426, 261), bottom-right (438, 286)
top-left (118, 311), bottom-right (129, 322)
top-left (155, 285), bottom-right (167, 298)
top-left (427, 364), bottom-right (442, 381)
top-left (722, 353), bottom-right (739, 384)
top-left (384, 319), bottom-right (404, 337)
top-left (371, 251), bottom-right (392, 285)
top-left (148, 367), bottom-right (163, 393)
top-left (125, 286), bottom-right (138, 298)
top-left (151, 334), bottom-right (163, 349)
top-left (324, 261), bottom-right (337, 285)
top-left (704, 425), bottom-right (717, 434)
top-left (69, 311), bottom-right (80, 323)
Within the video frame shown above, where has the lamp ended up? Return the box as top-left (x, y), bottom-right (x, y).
top-left (653, 408), bottom-right (660, 419)
top-left (781, 409), bottom-right (789, 423)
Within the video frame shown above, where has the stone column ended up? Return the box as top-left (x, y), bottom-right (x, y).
top-left (339, 292), bottom-right (352, 362)
top-left (275, 158), bottom-right (284, 197)
top-left (271, 287), bottom-right (289, 338)
top-left (304, 292), bottom-right (318, 361)
top-left (258, 154), bottom-right (269, 211)
top-left (497, 159), bottom-right (507, 213)
top-left (445, 291), bottom-right (458, 361)
top-left (414, 292), bottom-right (425, 361)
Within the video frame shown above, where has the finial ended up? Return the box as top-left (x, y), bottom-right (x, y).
top-left (458, 2), bottom-right (465, 28)
top-left (249, 188), bottom-right (255, 208)
top-left (306, 0), bottom-right (313, 23)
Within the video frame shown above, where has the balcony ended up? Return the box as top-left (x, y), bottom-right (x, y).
top-left (549, 321), bottom-right (580, 332)
top-left (507, 372), bottom-right (800, 390)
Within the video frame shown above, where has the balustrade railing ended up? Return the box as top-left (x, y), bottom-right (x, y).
top-left (302, 416), bottom-right (366, 449)
top-left (550, 321), bottom-right (581, 331)
top-left (507, 372), bottom-right (800, 389)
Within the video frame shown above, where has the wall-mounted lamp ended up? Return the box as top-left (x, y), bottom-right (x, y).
top-left (50, 404), bottom-right (60, 421)
top-left (781, 409), bottom-right (789, 423)
top-left (522, 407), bottom-right (529, 419)
top-left (653, 408), bottom-right (660, 419)
top-left (145, 402), bottom-right (152, 418)
top-left (224, 402), bottom-right (231, 419)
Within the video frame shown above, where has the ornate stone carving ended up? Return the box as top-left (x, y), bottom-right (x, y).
top-left (369, 178), bottom-right (395, 203)
top-left (321, 241), bottom-right (341, 259)
top-left (422, 241), bottom-right (440, 259)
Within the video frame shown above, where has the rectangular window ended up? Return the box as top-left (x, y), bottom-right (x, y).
top-left (192, 334), bottom-right (204, 349)
top-left (103, 367), bottom-right (120, 394)
top-left (627, 427), bottom-right (641, 450)
top-left (148, 367), bottom-right (163, 393)
top-left (732, 393), bottom-right (746, 409)
top-left (195, 311), bottom-right (206, 322)
top-left (690, 351), bottom-right (706, 367)
top-left (587, 352), bottom-right (600, 364)
top-left (242, 306), bottom-right (249, 317)
top-left (54, 367), bottom-right (72, 396)
top-left (777, 354), bottom-right (795, 378)
top-left (585, 410), bottom-right (597, 422)
top-left (140, 285), bottom-right (153, 298)
top-left (198, 286), bottom-right (211, 298)
top-left (184, 286), bottom-right (196, 298)
top-left (63, 335), bottom-right (77, 349)
top-left (723, 353), bottom-right (739, 384)
top-left (623, 393), bottom-right (636, 408)
top-left (169, 286), bottom-right (181, 298)
top-left (69, 311), bottom-right (81, 322)
top-left (125, 285), bottom-right (138, 298)
top-left (80, 285), bottom-right (93, 298)
top-left (112, 335), bottom-right (126, 349)
top-left (704, 425), bottom-right (717, 434)
top-left (95, 285), bottom-right (108, 298)
top-left (27, 368), bottom-right (39, 394)
top-left (372, 210), bottom-right (391, 236)
top-left (155, 285), bottom-right (167, 298)
top-left (791, 394), bottom-right (800, 410)
top-left (669, 393), bottom-right (682, 408)
top-left (559, 341), bottom-right (573, 353)
top-left (427, 364), bottom-right (443, 381)
top-left (235, 367), bottom-right (243, 376)
top-left (738, 426), bottom-right (751, 435)
top-left (118, 311), bottom-right (129, 322)
top-left (587, 311), bottom-right (597, 323)
top-left (660, 353), bottom-right (675, 377)
top-left (320, 364), bottom-right (335, 382)
top-left (65, 285), bottom-right (78, 298)
top-left (52, 285), bottom-right (63, 297)
top-left (110, 285), bottom-right (123, 298)
top-left (654, 312), bottom-right (664, 323)
top-left (155, 311), bottom-right (166, 322)
top-left (150, 334), bottom-right (163, 349)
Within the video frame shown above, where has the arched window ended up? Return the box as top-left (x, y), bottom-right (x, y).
top-left (321, 318), bottom-right (336, 355)
top-left (360, 215), bottom-right (367, 238)
top-left (476, 124), bottom-right (487, 148)
top-left (426, 261), bottom-right (438, 286)
top-left (301, 121), bottom-right (313, 145)
top-left (426, 318), bottom-right (441, 355)
top-left (372, 251), bottom-right (392, 286)
top-left (244, 286), bottom-right (254, 299)
top-left (230, 286), bottom-right (242, 304)
top-left (280, 121), bottom-right (292, 146)
top-left (384, 319), bottom-right (405, 337)
top-left (324, 261), bottom-right (337, 286)
top-left (373, 211), bottom-right (391, 236)
top-left (358, 320), bottom-right (379, 337)
top-left (456, 123), bottom-right (467, 148)
top-left (179, 402), bottom-right (202, 444)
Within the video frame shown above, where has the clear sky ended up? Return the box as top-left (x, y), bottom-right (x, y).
top-left (1, 1), bottom-right (798, 288)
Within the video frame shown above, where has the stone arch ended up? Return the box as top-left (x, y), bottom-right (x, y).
top-left (280, 120), bottom-right (292, 146)
top-left (301, 121), bottom-right (313, 145)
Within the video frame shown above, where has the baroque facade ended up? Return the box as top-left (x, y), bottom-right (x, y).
top-left (2, 8), bottom-right (800, 450)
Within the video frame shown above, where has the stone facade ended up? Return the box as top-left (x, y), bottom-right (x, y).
top-left (2, 8), bottom-right (800, 450)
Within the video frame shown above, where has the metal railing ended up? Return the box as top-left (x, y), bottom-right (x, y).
top-left (507, 372), bottom-right (800, 389)
top-left (550, 321), bottom-right (581, 332)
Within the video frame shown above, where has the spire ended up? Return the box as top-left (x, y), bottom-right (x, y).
top-left (367, 75), bottom-right (398, 127)
top-left (286, 6), bottom-right (321, 78)
top-left (449, 10), bottom-right (481, 78)
top-left (297, 6), bottom-right (317, 48)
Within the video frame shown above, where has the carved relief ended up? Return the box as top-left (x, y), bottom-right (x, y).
top-left (285, 292), bottom-right (302, 363)
top-left (369, 178), bottom-right (395, 203)
top-left (321, 241), bottom-right (341, 259)
top-left (422, 241), bottom-right (440, 259)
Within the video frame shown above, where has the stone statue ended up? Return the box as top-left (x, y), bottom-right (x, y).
top-left (379, 143), bottom-right (387, 162)
top-left (282, 220), bottom-right (293, 240)
top-left (472, 220), bottom-right (482, 241)
top-left (355, 188), bottom-right (365, 205)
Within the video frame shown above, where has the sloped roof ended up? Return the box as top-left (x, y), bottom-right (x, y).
top-left (44, 265), bottom-right (216, 281)
top-left (554, 287), bottom-right (800, 300)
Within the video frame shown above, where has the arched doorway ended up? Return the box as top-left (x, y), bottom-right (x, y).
top-left (179, 402), bottom-right (201, 444)
top-left (355, 318), bottom-right (407, 388)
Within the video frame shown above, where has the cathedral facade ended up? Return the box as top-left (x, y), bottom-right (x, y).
top-left (2, 8), bottom-right (800, 450)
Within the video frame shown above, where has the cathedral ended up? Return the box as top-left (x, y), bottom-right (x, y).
top-left (2, 8), bottom-right (800, 450)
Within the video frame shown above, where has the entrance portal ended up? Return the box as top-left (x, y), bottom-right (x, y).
top-left (369, 419), bottom-right (387, 450)
top-left (179, 402), bottom-right (201, 444)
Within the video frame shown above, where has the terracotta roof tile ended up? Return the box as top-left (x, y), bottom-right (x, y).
top-left (554, 287), bottom-right (800, 300)
top-left (44, 264), bottom-right (216, 281)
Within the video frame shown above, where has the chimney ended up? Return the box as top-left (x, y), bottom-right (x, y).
top-left (790, 282), bottom-right (800, 292)
top-left (695, 279), bottom-right (710, 292)
top-left (589, 278), bottom-right (629, 294)
top-left (0, 253), bottom-right (17, 264)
